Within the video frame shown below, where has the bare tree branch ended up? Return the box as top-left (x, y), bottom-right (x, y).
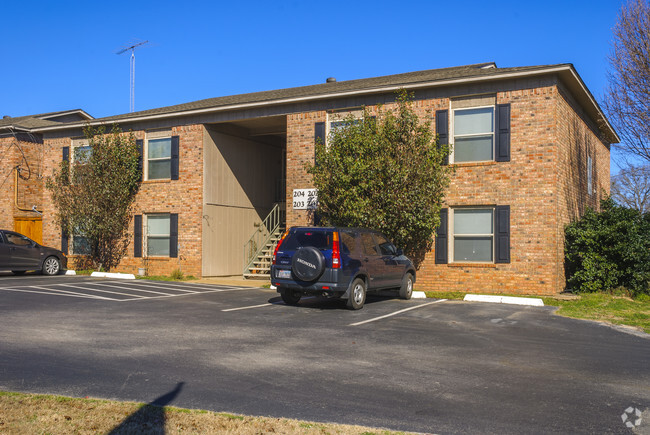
top-left (604, 0), bottom-right (650, 163)
top-left (611, 164), bottom-right (650, 213)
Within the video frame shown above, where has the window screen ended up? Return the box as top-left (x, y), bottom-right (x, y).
top-left (453, 107), bottom-right (494, 162)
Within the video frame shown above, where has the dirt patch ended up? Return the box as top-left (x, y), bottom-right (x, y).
top-left (0, 391), bottom-right (407, 434)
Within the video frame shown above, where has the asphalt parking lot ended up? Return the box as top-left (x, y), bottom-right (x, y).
top-left (0, 273), bottom-right (648, 434)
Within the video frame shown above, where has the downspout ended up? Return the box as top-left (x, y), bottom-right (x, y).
top-left (14, 167), bottom-right (39, 214)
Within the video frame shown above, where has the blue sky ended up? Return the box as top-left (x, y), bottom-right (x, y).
top-left (2, 0), bottom-right (622, 119)
top-left (2, 1), bottom-right (624, 149)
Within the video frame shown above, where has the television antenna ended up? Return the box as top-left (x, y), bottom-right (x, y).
top-left (116, 40), bottom-right (149, 112)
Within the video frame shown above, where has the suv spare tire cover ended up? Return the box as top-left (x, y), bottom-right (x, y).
top-left (291, 246), bottom-right (326, 281)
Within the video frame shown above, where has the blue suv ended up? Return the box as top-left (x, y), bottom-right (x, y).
top-left (271, 227), bottom-right (416, 309)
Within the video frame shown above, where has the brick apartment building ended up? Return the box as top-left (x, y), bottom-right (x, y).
top-left (0, 62), bottom-right (618, 294)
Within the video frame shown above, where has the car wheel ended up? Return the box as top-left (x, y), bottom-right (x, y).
top-left (12, 270), bottom-right (26, 275)
top-left (346, 278), bottom-right (366, 310)
top-left (280, 288), bottom-right (301, 305)
top-left (399, 273), bottom-right (414, 300)
top-left (42, 256), bottom-right (61, 276)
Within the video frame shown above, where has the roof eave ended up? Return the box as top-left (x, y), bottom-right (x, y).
top-left (30, 65), bottom-right (619, 143)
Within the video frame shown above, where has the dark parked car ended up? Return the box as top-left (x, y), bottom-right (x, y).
top-left (0, 230), bottom-right (67, 275)
top-left (271, 227), bottom-right (416, 310)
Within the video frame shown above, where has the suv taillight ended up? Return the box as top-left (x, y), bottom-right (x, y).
top-left (332, 231), bottom-right (341, 269)
top-left (272, 230), bottom-right (289, 265)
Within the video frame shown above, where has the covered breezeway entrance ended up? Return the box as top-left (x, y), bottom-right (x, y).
top-left (202, 115), bottom-right (286, 277)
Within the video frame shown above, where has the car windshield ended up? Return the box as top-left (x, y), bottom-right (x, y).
top-left (281, 229), bottom-right (333, 250)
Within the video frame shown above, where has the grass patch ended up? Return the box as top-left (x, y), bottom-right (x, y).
top-left (542, 293), bottom-right (650, 333)
top-left (423, 290), bottom-right (650, 333)
top-left (0, 391), bottom-right (406, 434)
top-left (73, 269), bottom-right (94, 276)
top-left (423, 291), bottom-right (466, 300)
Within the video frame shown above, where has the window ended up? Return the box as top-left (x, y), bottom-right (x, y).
top-left (146, 214), bottom-right (171, 256)
top-left (5, 232), bottom-right (33, 246)
top-left (325, 109), bottom-right (363, 146)
top-left (73, 145), bottom-right (92, 163)
top-left (340, 230), bottom-right (357, 255)
top-left (71, 137), bottom-right (92, 164)
top-left (146, 137), bottom-right (172, 180)
top-left (374, 233), bottom-right (397, 256)
top-left (587, 157), bottom-right (593, 194)
top-left (452, 107), bottom-right (494, 163)
top-left (72, 235), bottom-right (91, 255)
top-left (452, 208), bottom-right (494, 262)
top-left (361, 232), bottom-right (379, 256)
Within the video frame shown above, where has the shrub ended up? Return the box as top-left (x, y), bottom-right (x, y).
top-left (565, 198), bottom-right (650, 296)
top-left (170, 268), bottom-right (184, 280)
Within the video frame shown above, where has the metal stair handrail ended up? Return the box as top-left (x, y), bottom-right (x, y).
top-left (243, 202), bottom-right (285, 275)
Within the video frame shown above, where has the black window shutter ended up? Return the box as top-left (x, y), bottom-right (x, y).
top-left (169, 213), bottom-right (178, 258)
top-left (171, 136), bottom-right (180, 180)
top-left (62, 146), bottom-right (69, 162)
top-left (435, 110), bottom-right (449, 165)
top-left (61, 227), bottom-right (68, 254)
top-left (134, 215), bottom-right (142, 258)
top-left (495, 205), bottom-right (511, 263)
top-left (314, 122), bottom-right (326, 145)
top-left (495, 104), bottom-right (511, 162)
top-left (435, 208), bottom-right (448, 264)
top-left (136, 139), bottom-right (143, 181)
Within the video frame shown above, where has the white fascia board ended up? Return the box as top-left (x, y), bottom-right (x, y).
top-left (38, 109), bottom-right (94, 121)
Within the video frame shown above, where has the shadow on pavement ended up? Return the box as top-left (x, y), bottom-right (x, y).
top-left (108, 382), bottom-right (184, 434)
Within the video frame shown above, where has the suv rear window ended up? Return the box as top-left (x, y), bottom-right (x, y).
top-left (281, 229), bottom-right (333, 250)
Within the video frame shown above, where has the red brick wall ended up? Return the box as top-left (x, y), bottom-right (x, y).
top-left (554, 83), bottom-right (611, 291)
top-left (0, 136), bottom-right (44, 229)
top-left (284, 83), bottom-right (610, 295)
top-left (41, 125), bottom-right (204, 277)
top-left (286, 111), bottom-right (326, 227)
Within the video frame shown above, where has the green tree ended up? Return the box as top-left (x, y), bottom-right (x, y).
top-left (46, 125), bottom-right (140, 271)
top-left (306, 90), bottom-right (452, 266)
top-left (565, 198), bottom-right (650, 296)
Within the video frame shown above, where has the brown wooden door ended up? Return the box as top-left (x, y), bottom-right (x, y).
top-left (14, 218), bottom-right (43, 245)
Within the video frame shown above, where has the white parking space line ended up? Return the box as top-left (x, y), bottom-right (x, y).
top-left (0, 286), bottom-right (113, 300)
top-left (116, 289), bottom-right (242, 302)
top-left (90, 282), bottom-right (180, 296)
top-left (108, 281), bottom-right (196, 293)
top-left (349, 299), bottom-right (448, 326)
top-left (0, 278), bottom-right (256, 301)
top-left (221, 296), bottom-right (317, 312)
top-left (54, 283), bottom-right (148, 299)
top-left (221, 302), bottom-right (282, 312)
top-left (129, 281), bottom-right (246, 292)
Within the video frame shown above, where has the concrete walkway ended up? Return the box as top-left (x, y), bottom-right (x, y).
top-left (195, 275), bottom-right (270, 288)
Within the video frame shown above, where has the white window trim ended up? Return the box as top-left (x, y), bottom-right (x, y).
top-left (449, 206), bottom-right (495, 263)
top-left (70, 138), bottom-right (90, 164)
top-left (450, 104), bottom-right (495, 164)
top-left (144, 131), bottom-right (172, 181)
top-left (326, 109), bottom-right (364, 147)
top-left (144, 213), bottom-right (171, 257)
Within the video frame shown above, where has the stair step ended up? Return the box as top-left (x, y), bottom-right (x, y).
top-left (244, 273), bottom-right (270, 279)
top-left (248, 267), bottom-right (271, 272)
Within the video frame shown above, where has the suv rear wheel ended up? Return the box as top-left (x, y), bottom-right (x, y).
top-left (280, 288), bottom-right (302, 305)
top-left (399, 273), bottom-right (414, 300)
top-left (346, 278), bottom-right (366, 310)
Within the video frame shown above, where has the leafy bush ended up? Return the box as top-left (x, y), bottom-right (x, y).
top-left (565, 198), bottom-right (650, 296)
top-left (306, 90), bottom-right (451, 266)
top-left (170, 268), bottom-right (184, 280)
